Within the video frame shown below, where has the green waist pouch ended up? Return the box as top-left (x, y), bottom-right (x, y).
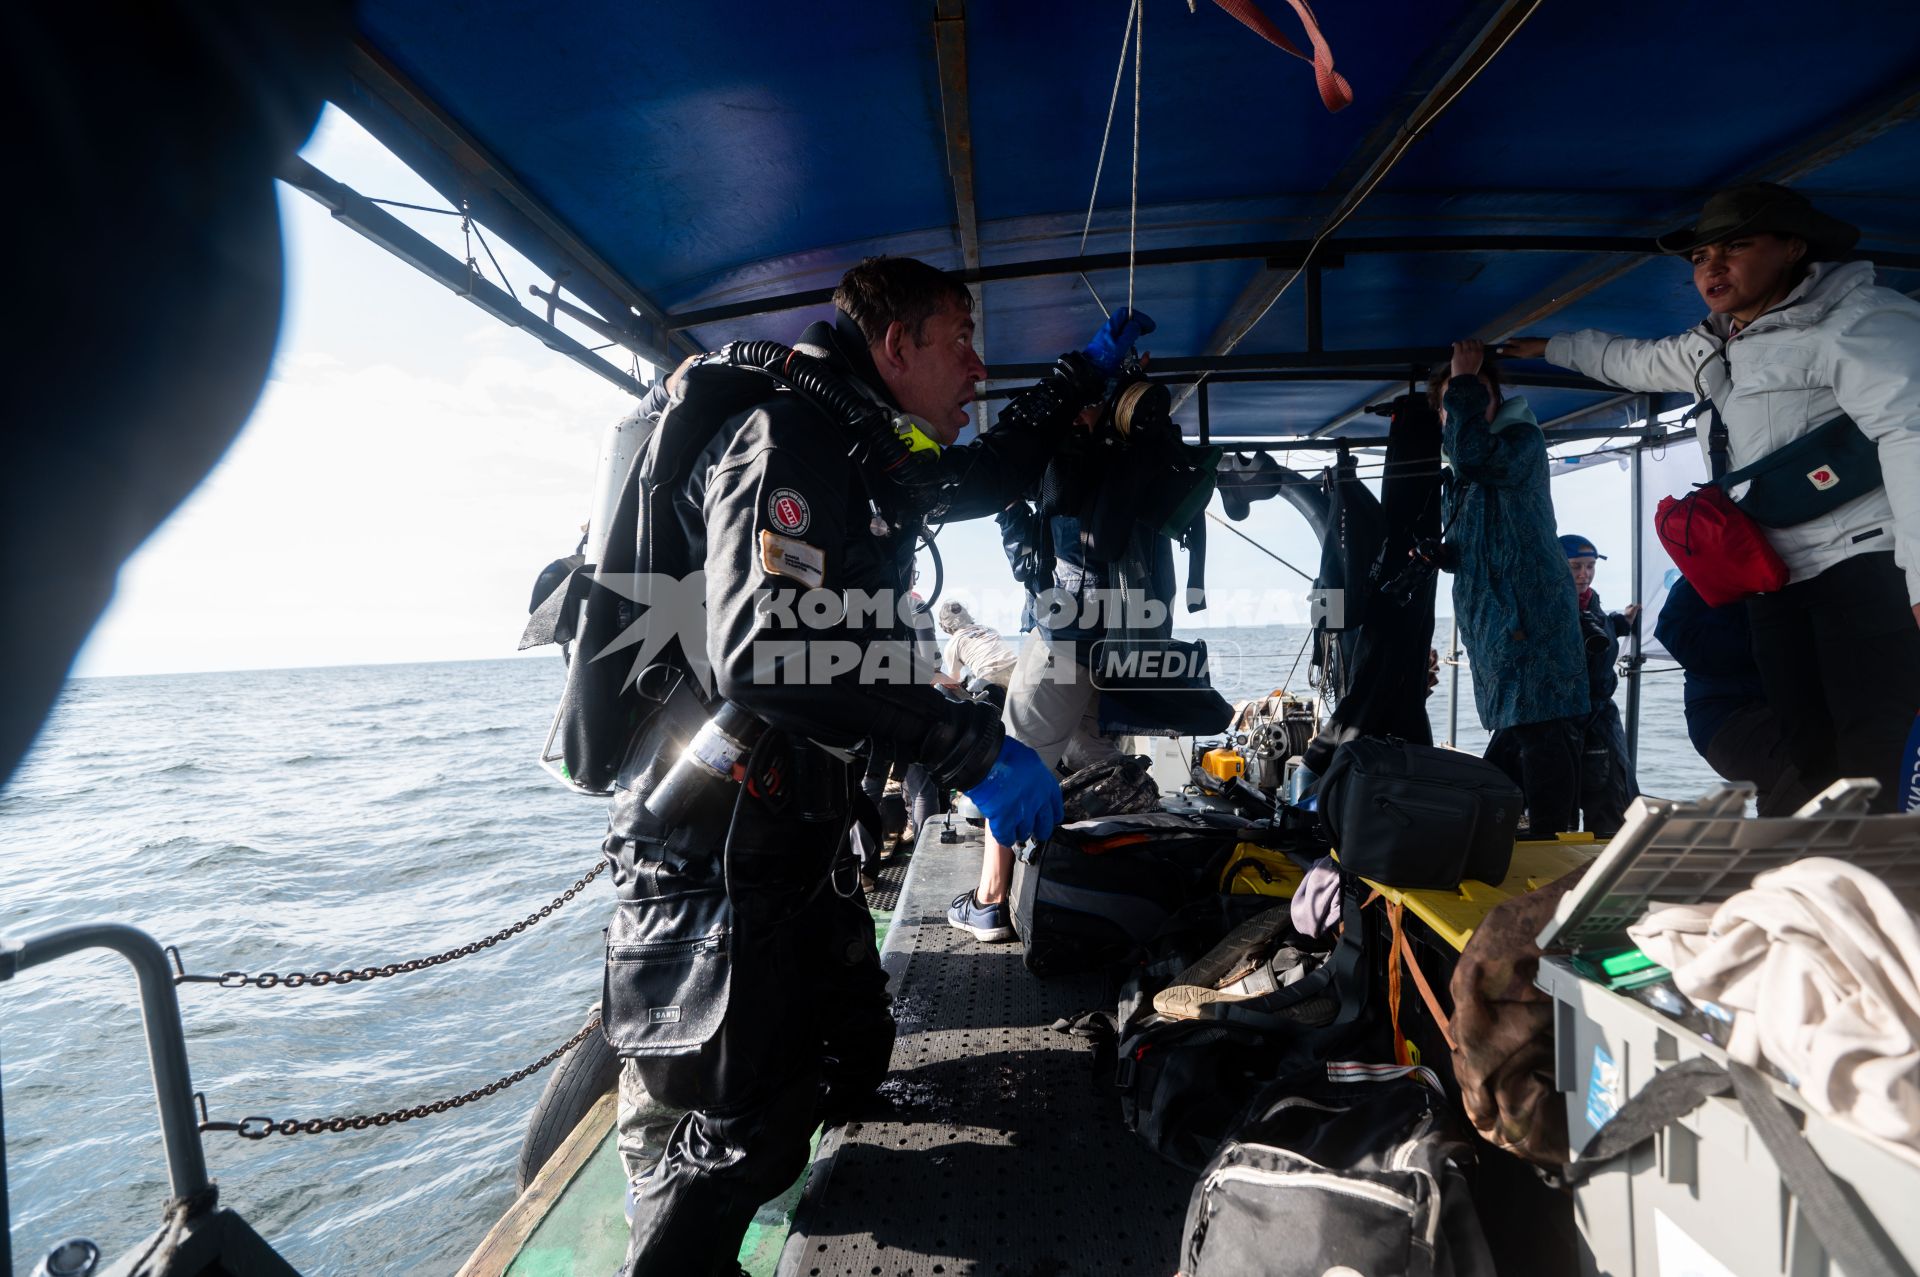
top-left (1720, 412), bottom-right (1884, 528)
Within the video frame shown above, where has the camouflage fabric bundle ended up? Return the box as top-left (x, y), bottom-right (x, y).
top-left (1447, 865), bottom-right (1590, 1165)
top-left (1060, 755), bottom-right (1160, 822)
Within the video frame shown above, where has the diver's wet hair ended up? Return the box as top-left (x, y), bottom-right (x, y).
top-left (835, 256), bottom-right (974, 347)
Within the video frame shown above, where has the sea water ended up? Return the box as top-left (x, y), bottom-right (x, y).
top-left (0, 633), bottom-right (1716, 1274)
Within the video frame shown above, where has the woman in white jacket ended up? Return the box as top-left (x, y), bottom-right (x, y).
top-left (1506, 183), bottom-right (1920, 811)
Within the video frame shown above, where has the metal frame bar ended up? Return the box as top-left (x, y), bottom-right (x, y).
top-left (338, 40), bottom-right (697, 370)
top-left (1471, 71), bottom-right (1920, 340)
top-left (1, 925), bottom-right (211, 1212)
top-left (667, 227), bottom-right (1920, 332)
top-left (1099, 423), bottom-right (1663, 451)
top-left (665, 233), bottom-right (1706, 330)
top-left (933, 0), bottom-right (989, 422)
top-left (986, 345), bottom-right (1614, 383)
top-left (1627, 406), bottom-right (1649, 767)
top-left (282, 158), bottom-right (647, 399)
top-left (1181, 0), bottom-right (1544, 407)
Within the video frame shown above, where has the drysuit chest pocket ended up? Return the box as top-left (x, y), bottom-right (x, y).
top-left (602, 890), bottom-right (732, 1057)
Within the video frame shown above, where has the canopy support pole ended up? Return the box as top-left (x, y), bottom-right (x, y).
top-left (342, 41), bottom-right (695, 369)
top-left (1447, 615), bottom-right (1461, 749)
top-left (1625, 404), bottom-right (1649, 772)
top-left (281, 157), bottom-right (647, 399)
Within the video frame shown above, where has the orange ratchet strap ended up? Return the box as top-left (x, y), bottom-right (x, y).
top-left (1211, 0), bottom-right (1354, 113)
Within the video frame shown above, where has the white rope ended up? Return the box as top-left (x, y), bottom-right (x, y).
top-left (1079, 0), bottom-right (1138, 256)
top-left (1129, 0), bottom-right (1142, 316)
top-left (1077, 0), bottom-right (1142, 317)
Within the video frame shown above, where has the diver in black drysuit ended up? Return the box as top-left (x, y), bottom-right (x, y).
top-left (607, 288), bottom-right (1118, 1275)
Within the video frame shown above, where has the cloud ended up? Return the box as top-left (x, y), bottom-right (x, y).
top-left (78, 346), bottom-right (630, 676)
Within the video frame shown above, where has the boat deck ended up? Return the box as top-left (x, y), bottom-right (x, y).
top-left (777, 817), bottom-right (1194, 1277)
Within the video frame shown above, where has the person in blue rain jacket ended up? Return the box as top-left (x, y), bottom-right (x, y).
top-left (1437, 340), bottom-right (1590, 835)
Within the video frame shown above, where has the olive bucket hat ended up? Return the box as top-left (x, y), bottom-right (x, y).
top-left (1655, 182), bottom-right (1860, 261)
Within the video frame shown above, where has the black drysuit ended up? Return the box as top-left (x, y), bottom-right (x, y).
top-left (607, 313), bottom-right (1101, 1274)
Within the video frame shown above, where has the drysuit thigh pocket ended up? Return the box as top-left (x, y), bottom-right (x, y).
top-left (602, 889), bottom-right (732, 1059)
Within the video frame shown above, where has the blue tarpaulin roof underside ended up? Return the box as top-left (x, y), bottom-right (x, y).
top-left (345, 0), bottom-right (1920, 440)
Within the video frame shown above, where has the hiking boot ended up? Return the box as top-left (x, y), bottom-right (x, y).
top-left (947, 890), bottom-right (1016, 943)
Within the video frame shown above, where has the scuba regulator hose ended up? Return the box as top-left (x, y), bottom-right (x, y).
top-left (724, 341), bottom-right (944, 507)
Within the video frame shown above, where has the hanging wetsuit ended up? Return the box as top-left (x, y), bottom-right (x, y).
top-left (1304, 394), bottom-right (1443, 772)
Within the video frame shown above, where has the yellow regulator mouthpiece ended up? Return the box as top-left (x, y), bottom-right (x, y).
top-left (892, 414), bottom-right (944, 455)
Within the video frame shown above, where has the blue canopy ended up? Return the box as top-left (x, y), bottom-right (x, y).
top-left (335, 0), bottom-right (1920, 439)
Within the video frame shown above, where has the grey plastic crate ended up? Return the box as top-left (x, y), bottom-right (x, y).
top-left (1538, 780), bottom-right (1920, 956)
top-left (1531, 782), bottom-right (1920, 1276)
top-left (1542, 958), bottom-right (1920, 1277)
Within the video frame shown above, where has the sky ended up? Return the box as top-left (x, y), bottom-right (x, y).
top-left (73, 109), bottom-right (1654, 678)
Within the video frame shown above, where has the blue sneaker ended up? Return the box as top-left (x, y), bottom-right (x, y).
top-left (947, 890), bottom-right (1016, 943)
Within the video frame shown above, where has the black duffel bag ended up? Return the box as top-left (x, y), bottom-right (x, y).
top-left (1316, 737), bottom-right (1520, 889)
top-left (1180, 1063), bottom-right (1496, 1277)
top-left (1009, 813), bottom-right (1243, 977)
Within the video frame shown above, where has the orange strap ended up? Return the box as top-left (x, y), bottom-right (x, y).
top-left (1395, 913), bottom-right (1458, 1053)
top-left (1386, 899), bottom-right (1411, 1065)
top-left (1383, 899), bottom-right (1459, 1065)
top-left (1210, 0), bottom-right (1354, 113)
top-left (1082, 833), bottom-right (1152, 855)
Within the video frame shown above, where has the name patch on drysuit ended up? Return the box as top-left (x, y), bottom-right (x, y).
top-left (760, 530), bottom-right (826, 588)
top-left (768, 487), bottom-right (812, 535)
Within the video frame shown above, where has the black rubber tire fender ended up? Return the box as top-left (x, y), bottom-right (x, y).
top-left (515, 1008), bottom-right (620, 1191)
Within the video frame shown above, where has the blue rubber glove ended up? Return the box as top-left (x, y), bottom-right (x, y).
top-left (1080, 307), bottom-right (1156, 376)
top-left (963, 737), bottom-right (1065, 847)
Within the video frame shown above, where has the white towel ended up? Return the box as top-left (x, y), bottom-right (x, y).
top-left (1628, 857), bottom-right (1920, 1149)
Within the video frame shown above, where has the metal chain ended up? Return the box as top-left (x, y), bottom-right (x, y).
top-left (200, 1014), bottom-right (601, 1140)
top-left (167, 858), bottom-right (607, 989)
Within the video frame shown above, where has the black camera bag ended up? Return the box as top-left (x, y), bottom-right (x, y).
top-left (1316, 737), bottom-right (1520, 889)
top-left (1009, 814), bottom-right (1240, 976)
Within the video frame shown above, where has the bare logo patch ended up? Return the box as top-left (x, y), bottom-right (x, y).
top-left (1807, 465), bottom-right (1838, 491)
top-left (769, 488), bottom-right (811, 534)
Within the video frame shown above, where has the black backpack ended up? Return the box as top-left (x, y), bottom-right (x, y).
top-left (1316, 737), bottom-right (1521, 889)
top-left (1009, 813), bottom-right (1242, 977)
top-left (1112, 885), bottom-right (1374, 1169)
top-left (1180, 1063), bottom-right (1496, 1277)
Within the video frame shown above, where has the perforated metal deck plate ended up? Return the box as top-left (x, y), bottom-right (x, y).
top-left (778, 817), bottom-right (1196, 1277)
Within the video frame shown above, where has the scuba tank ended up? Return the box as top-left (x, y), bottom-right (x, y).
top-left (585, 400), bottom-right (657, 568)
